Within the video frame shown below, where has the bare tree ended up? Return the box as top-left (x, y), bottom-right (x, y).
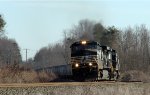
top-left (34, 43), bottom-right (67, 69)
top-left (0, 38), bottom-right (22, 67)
top-left (118, 25), bottom-right (150, 72)
top-left (0, 15), bottom-right (6, 37)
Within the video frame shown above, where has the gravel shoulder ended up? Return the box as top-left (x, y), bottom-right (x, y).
top-left (0, 82), bottom-right (149, 95)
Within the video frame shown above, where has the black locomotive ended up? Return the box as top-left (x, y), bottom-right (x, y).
top-left (70, 40), bottom-right (120, 81)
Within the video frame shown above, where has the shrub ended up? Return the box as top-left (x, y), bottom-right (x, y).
top-left (20, 70), bottom-right (39, 83)
top-left (120, 70), bottom-right (150, 82)
top-left (38, 71), bottom-right (57, 82)
top-left (0, 66), bottom-right (57, 83)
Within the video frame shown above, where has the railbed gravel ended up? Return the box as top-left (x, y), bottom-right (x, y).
top-left (0, 82), bottom-right (149, 95)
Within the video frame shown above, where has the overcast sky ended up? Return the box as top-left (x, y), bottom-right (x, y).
top-left (0, 0), bottom-right (150, 60)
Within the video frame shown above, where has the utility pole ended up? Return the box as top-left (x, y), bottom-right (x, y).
top-left (24, 49), bottom-right (29, 63)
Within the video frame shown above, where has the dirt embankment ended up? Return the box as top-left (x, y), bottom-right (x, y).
top-left (0, 82), bottom-right (149, 95)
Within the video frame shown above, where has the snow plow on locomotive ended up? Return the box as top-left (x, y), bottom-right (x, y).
top-left (70, 40), bottom-right (120, 81)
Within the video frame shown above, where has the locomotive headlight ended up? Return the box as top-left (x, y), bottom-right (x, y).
top-left (81, 41), bottom-right (87, 45)
top-left (75, 63), bottom-right (79, 67)
top-left (89, 62), bottom-right (92, 66)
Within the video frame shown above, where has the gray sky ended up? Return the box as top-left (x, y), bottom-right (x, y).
top-left (0, 0), bottom-right (150, 60)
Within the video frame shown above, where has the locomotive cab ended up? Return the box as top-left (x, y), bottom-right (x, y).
top-left (70, 41), bottom-right (103, 81)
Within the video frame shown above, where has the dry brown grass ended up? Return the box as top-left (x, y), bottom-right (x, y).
top-left (120, 70), bottom-right (150, 82)
top-left (0, 66), bottom-right (57, 83)
top-left (37, 71), bottom-right (57, 82)
top-left (20, 70), bottom-right (39, 83)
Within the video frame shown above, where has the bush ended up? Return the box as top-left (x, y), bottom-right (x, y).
top-left (20, 70), bottom-right (39, 83)
top-left (38, 71), bottom-right (57, 82)
top-left (0, 66), bottom-right (57, 83)
top-left (0, 67), bottom-right (22, 83)
top-left (121, 73), bottom-right (132, 82)
top-left (120, 70), bottom-right (150, 82)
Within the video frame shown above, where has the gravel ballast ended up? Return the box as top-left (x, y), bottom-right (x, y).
top-left (0, 82), bottom-right (149, 95)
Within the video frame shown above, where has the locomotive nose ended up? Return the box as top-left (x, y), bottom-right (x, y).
top-left (81, 56), bottom-right (89, 63)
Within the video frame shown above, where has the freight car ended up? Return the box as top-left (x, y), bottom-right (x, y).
top-left (35, 64), bottom-right (72, 76)
top-left (71, 40), bottom-right (120, 81)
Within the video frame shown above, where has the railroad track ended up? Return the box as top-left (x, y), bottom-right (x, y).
top-left (0, 81), bottom-right (143, 87)
top-left (0, 82), bottom-right (113, 87)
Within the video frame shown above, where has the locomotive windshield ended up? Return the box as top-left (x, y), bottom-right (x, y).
top-left (72, 44), bottom-right (97, 51)
top-left (71, 41), bottom-right (99, 57)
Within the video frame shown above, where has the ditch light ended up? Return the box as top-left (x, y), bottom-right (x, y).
top-left (75, 63), bottom-right (79, 67)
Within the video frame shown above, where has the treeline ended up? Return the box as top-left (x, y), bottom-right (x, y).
top-left (0, 15), bottom-right (21, 67)
top-left (33, 19), bottom-right (150, 73)
top-left (119, 25), bottom-right (150, 72)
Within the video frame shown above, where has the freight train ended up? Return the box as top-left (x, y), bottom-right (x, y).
top-left (70, 40), bottom-right (120, 81)
top-left (36, 40), bottom-right (120, 81)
